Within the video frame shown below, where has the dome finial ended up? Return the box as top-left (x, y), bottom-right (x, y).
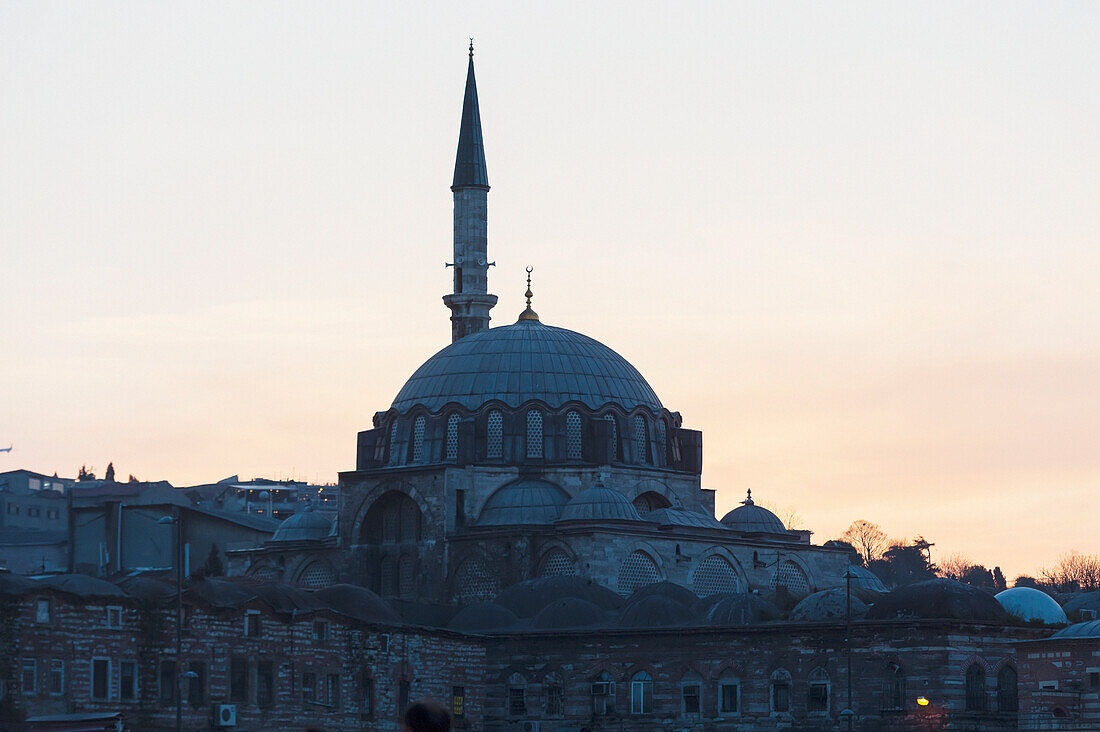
top-left (518, 266), bottom-right (540, 321)
top-left (469, 38), bottom-right (474, 59)
top-left (743, 488), bottom-right (754, 506)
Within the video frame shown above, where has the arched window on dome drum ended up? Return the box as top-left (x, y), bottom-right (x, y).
top-left (566, 411), bottom-right (582, 460)
top-left (388, 421), bottom-right (399, 466)
top-left (411, 416), bottom-right (426, 462)
top-left (692, 554), bottom-right (741, 596)
top-left (997, 665), bottom-right (1017, 713)
top-left (526, 409), bottom-right (543, 459)
top-left (445, 413), bottom-right (460, 461)
top-left (487, 410), bottom-right (503, 459)
top-left (632, 414), bottom-right (648, 464)
top-left (965, 664), bottom-right (986, 711)
top-left (537, 548), bottom-right (577, 578)
top-left (297, 562), bottom-right (336, 589)
top-left (604, 413), bottom-right (619, 461)
top-left (655, 420), bottom-right (667, 464)
top-left (771, 560), bottom-right (810, 596)
top-left (617, 551), bottom-right (660, 595)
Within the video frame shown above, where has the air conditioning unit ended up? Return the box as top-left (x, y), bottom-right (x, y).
top-left (214, 704), bottom-right (237, 727)
top-left (521, 722), bottom-right (540, 732)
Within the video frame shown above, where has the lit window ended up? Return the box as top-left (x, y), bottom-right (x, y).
top-left (446, 413), bottom-right (460, 461)
top-left (450, 685), bottom-right (464, 718)
top-left (771, 669), bottom-right (791, 713)
top-left (566, 411), bottom-right (582, 460)
top-left (526, 409), bottom-right (543, 459)
top-left (487, 411), bottom-right (503, 459)
top-left (630, 671), bottom-right (653, 714)
top-left (412, 416), bottom-right (426, 462)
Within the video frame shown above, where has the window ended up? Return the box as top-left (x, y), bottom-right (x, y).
top-left (399, 554), bottom-right (417, 596)
top-left (35, 598), bottom-right (50, 624)
top-left (303, 672), bottom-right (316, 705)
top-left (617, 550), bottom-right (660, 595)
top-left (882, 664), bottom-right (905, 711)
top-left (188, 662), bottom-right (206, 707)
top-left (538, 548), bottom-right (577, 578)
top-left (245, 610), bottom-right (262, 637)
top-left (230, 658), bottom-right (248, 702)
top-left (808, 667), bottom-right (830, 713)
top-left (630, 671), bottom-right (653, 714)
top-left (398, 679), bottom-right (410, 715)
top-left (965, 664), bottom-right (986, 712)
top-left (771, 669), bottom-right (791, 713)
top-left (632, 414), bottom-right (648, 463)
top-left (21, 658), bottom-right (36, 695)
top-left (445, 413), bottom-right (460, 461)
top-left (719, 679), bottom-right (740, 715)
top-left (28, 507), bottom-right (40, 517)
top-left (1090, 672), bottom-right (1100, 688)
top-left (566, 411), bottom-right (582, 460)
top-left (693, 554), bottom-right (742, 596)
top-left (47, 508), bottom-right (59, 520)
top-left (91, 658), bottom-right (109, 701)
top-left (49, 659), bottom-right (64, 695)
top-left (655, 420), bottom-right (667, 463)
top-left (120, 661), bottom-right (137, 701)
top-left (312, 620), bottom-right (329, 642)
top-left (388, 421), bottom-right (400, 465)
top-left (8, 504), bottom-right (18, 515)
top-left (298, 562), bottom-right (336, 588)
top-left (326, 673), bottom-right (340, 709)
top-left (257, 661), bottom-right (274, 708)
top-left (997, 665), bottom-right (1017, 713)
top-left (451, 685), bottom-right (465, 718)
top-left (453, 556), bottom-right (500, 603)
top-left (771, 560), bottom-right (810, 595)
top-left (546, 681), bottom-right (563, 717)
top-left (682, 678), bottom-right (701, 716)
top-left (487, 410), bottom-right (503, 459)
top-left (360, 673), bottom-right (374, 719)
top-left (592, 672), bottom-right (615, 715)
top-left (526, 409), bottom-right (543, 458)
top-left (159, 660), bottom-right (176, 706)
top-left (604, 413), bottom-right (619, 460)
top-left (106, 606), bottom-right (123, 628)
top-left (508, 673), bottom-right (527, 717)
top-left (411, 415), bottom-right (426, 462)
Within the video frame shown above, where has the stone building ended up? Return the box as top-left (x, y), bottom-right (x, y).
top-left (1017, 620), bottom-right (1100, 730)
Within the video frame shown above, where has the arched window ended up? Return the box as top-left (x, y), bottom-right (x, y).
top-left (808, 667), bottom-right (830, 713)
top-left (526, 409), bottom-right (543, 459)
top-left (544, 673), bottom-right (563, 717)
top-left (398, 554), bottom-right (417, 597)
top-left (388, 421), bottom-right (400, 465)
top-left (297, 562), bottom-right (336, 588)
top-left (655, 420), bottom-right (667, 464)
top-left (630, 671), bottom-right (653, 714)
top-left (445, 413), bottom-right (460, 461)
top-left (617, 551), bottom-right (660, 595)
top-left (507, 673), bottom-right (527, 717)
top-left (965, 664), bottom-right (986, 711)
top-left (632, 414), bottom-right (648, 463)
top-left (453, 557), bottom-right (500, 603)
top-left (566, 411), bottom-right (582, 460)
top-left (360, 492), bottom-right (423, 545)
top-left (692, 555), bottom-right (741, 596)
top-left (631, 491), bottom-right (670, 517)
top-left (604, 414), bottom-right (619, 461)
top-left (411, 416), bottom-right (426, 462)
top-left (592, 671), bottom-right (615, 715)
top-left (718, 674), bottom-right (740, 716)
top-left (997, 665), bottom-right (1017, 713)
top-left (681, 671), bottom-right (703, 717)
top-left (538, 548), bottom-right (577, 578)
top-left (487, 410), bottom-right (503, 459)
top-left (882, 663), bottom-right (905, 711)
top-left (771, 560), bottom-right (810, 595)
top-left (770, 669), bottom-right (791, 713)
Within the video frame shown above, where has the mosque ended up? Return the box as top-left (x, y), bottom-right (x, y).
top-left (232, 44), bottom-right (851, 607)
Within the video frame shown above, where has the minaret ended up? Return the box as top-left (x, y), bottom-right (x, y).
top-left (443, 41), bottom-right (497, 342)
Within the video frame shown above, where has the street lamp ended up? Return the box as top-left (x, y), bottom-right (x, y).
top-left (158, 513), bottom-right (184, 732)
top-left (843, 567), bottom-right (854, 731)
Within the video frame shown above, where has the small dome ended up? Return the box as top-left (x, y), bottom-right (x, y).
top-left (531, 597), bottom-right (607, 629)
top-left (618, 595), bottom-right (693, 628)
top-left (558, 484), bottom-right (643, 523)
top-left (271, 508), bottom-right (332, 543)
top-left (494, 576), bottom-right (623, 618)
top-left (847, 565), bottom-right (888, 594)
top-left (37, 574), bottom-right (126, 598)
top-left (995, 587), bottom-right (1069, 625)
top-left (1051, 619), bottom-right (1100, 639)
top-left (447, 602), bottom-right (519, 631)
top-left (1063, 591), bottom-right (1100, 621)
top-left (790, 589), bottom-right (869, 622)
top-left (624, 581), bottom-right (698, 608)
top-left (313, 584), bottom-right (401, 625)
top-left (644, 507), bottom-right (726, 530)
top-left (699, 593), bottom-right (781, 626)
top-left (476, 479), bottom-right (570, 526)
top-left (720, 491), bottom-right (786, 535)
top-left (867, 579), bottom-right (1007, 623)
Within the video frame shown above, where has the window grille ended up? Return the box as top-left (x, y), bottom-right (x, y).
top-left (546, 682), bottom-right (563, 717)
top-left (399, 498), bottom-right (420, 542)
top-left (382, 502), bottom-right (399, 544)
top-left (808, 667), bottom-right (829, 712)
top-left (771, 670), bottom-right (791, 713)
top-left (630, 672), bottom-right (653, 714)
top-left (604, 414), bottom-right (618, 460)
top-left (631, 493), bottom-right (661, 517)
top-left (655, 420), bottom-right (666, 463)
top-left (965, 664), bottom-right (986, 711)
top-left (882, 664), bottom-right (905, 711)
top-left (388, 422), bottom-right (399, 465)
top-left (487, 411), bottom-right (503, 459)
top-left (298, 562), bottom-right (336, 588)
top-left (617, 551), bottom-right (660, 595)
top-left (632, 414), bottom-right (648, 463)
top-left (446, 413), bottom-right (460, 461)
top-left (771, 560), bottom-right (810, 595)
top-left (398, 554), bottom-right (416, 595)
top-left (538, 548), bottom-right (577, 578)
top-left (592, 672), bottom-right (615, 715)
top-left (454, 557), bottom-right (499, 602)
top-left (508, 681), bottom-right (527, 717)
top-left (412, 416), bottom-right (426, 462)
top-left (566, 411), bottom-right (582, 460)
top-left (380, 556), bottom-right (397, 596)
top-left (692, 555), bottom-right (741, 596)
top-left (997, 666), bottom-right (1018, 712)
top-left (682, 681), bottom-right (701, 715)
top-left (526, 409), bottom-right (543, 458)
top-left (719, 680), bottom-right (739, 714)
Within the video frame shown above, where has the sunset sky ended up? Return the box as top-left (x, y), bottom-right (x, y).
top-left (2, 2), bottom-right (1097, 580)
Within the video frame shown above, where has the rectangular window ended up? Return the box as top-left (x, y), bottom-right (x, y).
top-left (1090, 672), bottom-right (1099, 688)
top-left (230, 658), bottom-right (248, 702)
top-left (773, 682), bottom-right (790, 713)
top-left (120, 661), bottom-right (137, 701)
top-left (809, 682), bottom-right (829, 712)
top-left (8, 504), bottom-right (18, 515)
top-left (28, 507), bottom-right (40, 517)
top-left (508, 686), bottom-right (526, 716)
top-left (35, 598), bottom-right (50, 624)
top-left (398, 679), bottom-right (410, 716)
top-left (257, 661), bottom-right (274, 708)
top-left (245, 610), bottom-right (261, 637)
top-left (312, 620), bottom-right (328, 642)
top-left (683, 683), bottom-right (701, 715)
top-left (21, 659), bottom-right (36, 695)
top-left (303, 672), bottom-right (316, 706)
top-left (188, 662), bottom-right (206, 707)
top-left (159, 660), bottom-right (176, 706)
top-left (326, 673), bottom-right (340, 709)
top-left (720, 682), bottom-right (739, 714)
top-left (92, 658), bottom-right (109, 701)
top-left (546, 684), bottom-right (562, 717)
top-left (360, 674), bottom-right (374, 719)
top-left (49, 659), bottom-right (64, 695)
top-left (47, 508), bottom-right (59, 520)
top-left (451, 685), bottom-right (465, 718)
top-left (106, 606), bottom-right (123, 629)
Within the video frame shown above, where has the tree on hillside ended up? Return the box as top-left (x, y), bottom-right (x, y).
top-left (939, 553), bottom-right (972, 582)
top-left (104, 462), bottom-right (115, 482)
top-left (1040, 552), bottom-right (1100, 592)
top-left (127, 474), bottom-right (139, 483)
top-left (992, 567), bottom-right (1007, 592)
top-left (77, 465), bottom-right (95, 481)
top-left (841, 520), bottom-right (888, 566)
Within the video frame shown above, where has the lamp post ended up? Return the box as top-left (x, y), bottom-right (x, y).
top-left (158, 512), bottom-right (184, 732)
top-left (842, 567), bottom-right (854, 731)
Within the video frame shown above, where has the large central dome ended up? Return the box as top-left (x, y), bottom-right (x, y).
top-left (391, 320), bottom-right (662, 413)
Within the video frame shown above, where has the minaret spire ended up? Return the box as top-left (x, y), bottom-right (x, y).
top-left (443, 42), bottom-right (496, 342)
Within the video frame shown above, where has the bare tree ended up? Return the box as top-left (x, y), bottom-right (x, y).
top-left (758, 501), bottom-right (804, 531)
top-left (840, 520), bottom-right (889, 566)
top-left (938, 553), bottom-right (973, 582)
top-left (1040, 552), bottom-right (1100, 592)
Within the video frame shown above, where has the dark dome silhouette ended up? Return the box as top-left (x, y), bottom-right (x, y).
top-left (447, 602), bottom-right (520, 631)
top-left (699, 593), bottom-right (782, 626)
top-left (531, 597), bottom-right (607, 629)
top-left (790, 589), bottom-right (868, 622)
top-left (313, 584), bottom-right (401, 624)
top-left (617, 595), bottom-right (694, 628)
top-left (867, 579), bottom-right (1007, 622)
top-left (494, 575), bottom-right (623, 618)
top-left (271, 508), bottom-right (332, 543)
top-left (624, 581), bottom-right (698, 609)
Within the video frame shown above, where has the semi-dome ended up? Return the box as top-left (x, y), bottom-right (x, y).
top-left (995, 587), bottom-right (1069, 625)
top-left (271, 508), bottom-right (332, 543)
top-left (720, 491), bottom-right (786, 535)
top-left (391, 320), bottom-right (662, 413)
top-left (476, 479), bottom-right (570, 526)
top-left (558, 484), bottom-right (643, 523)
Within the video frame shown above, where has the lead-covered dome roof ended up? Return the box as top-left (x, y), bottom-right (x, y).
top-left (558, 484), bottom-right (643, 523)
top-left (995, 587), bottom-right (1069, 625)
top-left (391, 320), bottom-right (662, 413)
top-left (271, 509), bottom-right (332, 543)
top-left (476, 479), bottom-right (570, 526)
top-left (721, 491), bottom-right (786, 535)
